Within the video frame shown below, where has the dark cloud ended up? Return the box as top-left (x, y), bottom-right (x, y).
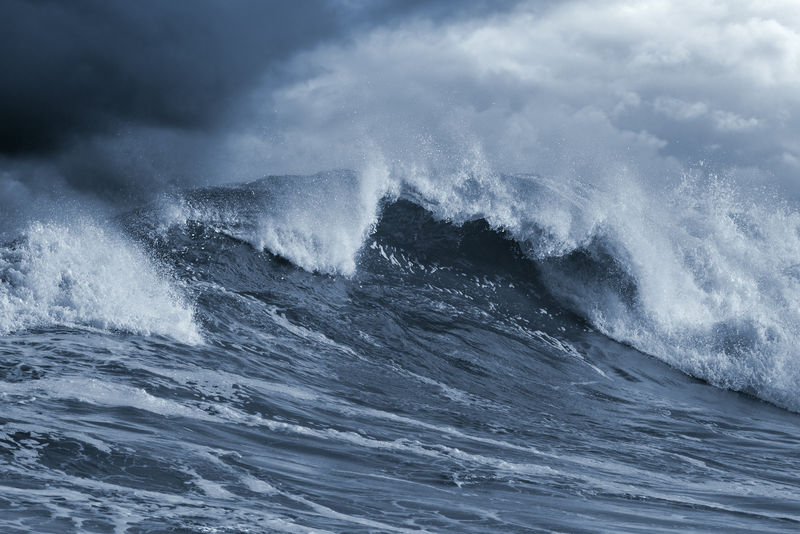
top-left (5, 0), bottom-right (797, 206)
top-left (0, 0), bottom-right (529, 157)
top-left (343, 0), bottom-right (527, 24)
top-left (0, 0), bottom-right (340, 155)
top-left (0, 0), bottom-right (531, 202)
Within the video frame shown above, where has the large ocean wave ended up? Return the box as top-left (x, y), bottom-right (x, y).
top-left (3, 169), bottom-right (800, 532)
top-left (3, 2), bottom-right (800, 531)
top-left (119, 167), bottom-right (800, 413)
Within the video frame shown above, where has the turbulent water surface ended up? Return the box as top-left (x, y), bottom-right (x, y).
top-left (2, 172), bottom-right (800, 533)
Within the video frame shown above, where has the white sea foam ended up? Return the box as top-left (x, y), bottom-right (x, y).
top-left (250, 166), bottom-right (394, 276)
top-left (0, 220), bottom-right (201, 344)
top-left (161, 165), bottom-right (396, 276)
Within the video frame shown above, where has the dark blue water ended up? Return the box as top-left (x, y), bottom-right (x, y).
top-left (2, 176), bottom-right (800, 533)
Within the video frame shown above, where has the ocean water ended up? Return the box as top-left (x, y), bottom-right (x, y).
top-left (2, 170), bottom-right (800, 533)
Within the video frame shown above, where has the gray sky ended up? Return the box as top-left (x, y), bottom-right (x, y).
top-left (2, 0), bottom-right (799, 201)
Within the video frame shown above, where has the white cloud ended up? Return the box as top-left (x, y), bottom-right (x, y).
top-left (712, 110), bottom-right (759, 132)
top-left (229, 0), bottom-right (800, 195)
top-left (653, 98), bottom-right (709, 121)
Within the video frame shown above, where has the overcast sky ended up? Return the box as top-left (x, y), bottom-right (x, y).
top-left (2, 0), bottom-right (799, 204)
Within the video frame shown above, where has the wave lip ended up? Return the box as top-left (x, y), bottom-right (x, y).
top-left (160, 168), bottom-right (394, 276)
top-left (0, 220), bottom-right (201, 344)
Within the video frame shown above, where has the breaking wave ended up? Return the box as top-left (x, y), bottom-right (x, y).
top-left (150, 166), bottom-right (800, 412)
top-left (0, 219), bottom-right (201, 344)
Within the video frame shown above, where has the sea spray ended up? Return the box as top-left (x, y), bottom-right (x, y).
top-left (0, 220), bottom-right (201, 344)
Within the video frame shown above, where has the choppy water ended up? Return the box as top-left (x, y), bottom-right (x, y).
top-left (2, 173), bottom-right (800, 533)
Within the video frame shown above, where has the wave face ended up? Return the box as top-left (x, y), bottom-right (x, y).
top-left (3, 173), bottom-right (800, 533)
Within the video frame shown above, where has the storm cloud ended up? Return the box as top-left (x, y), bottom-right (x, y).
top-left (1, 0), bottom-right (800, 207)
top-left (0, 0), bottom-right (342, 155)
top-left (0, 0), bottom-right (529, 199)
